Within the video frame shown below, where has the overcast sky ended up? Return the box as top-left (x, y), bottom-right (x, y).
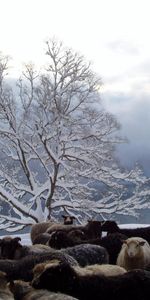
top-left (0, 0), bottom-right (150, 174)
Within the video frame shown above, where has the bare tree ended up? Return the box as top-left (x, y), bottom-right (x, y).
top-left (0, 41), bottom-right (149, 231)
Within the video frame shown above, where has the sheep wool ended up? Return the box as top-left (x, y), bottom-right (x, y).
top-left (117, 236), bottom-right (150, 270)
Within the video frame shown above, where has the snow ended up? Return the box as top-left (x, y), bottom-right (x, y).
top-left (119, 223), bottom-right (150, 229)
top-left (1, 223), bottom-right (150, 246)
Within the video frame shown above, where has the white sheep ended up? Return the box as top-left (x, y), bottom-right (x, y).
top-left (74, 263), bottom-right (126, 277)
top-left (117, 236), bottom-right (150, 270)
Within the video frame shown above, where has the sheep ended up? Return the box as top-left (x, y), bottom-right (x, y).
top-left (100, 220), bottom-right (119, 233)
top-left (9, 280), bottom-right (78, 300)
top-left (30, 216), bottom-right (78, 245)
top-left (47, 230), bottom-right (85, 249)
top-left (0, 251), bottom-right (78, 282)
top-left (30, 221), bottom-right (56, 244)
top-left (101, 222), bottom-right (150, 244)
top-left (0, 236), bottom-right (52, 259)
top-left (0, 271), bottom-right (14, 300)
top-left (32, 229), bottom-right (85, 247)
top-left (62, 215), bottom-right (76, 225)
top-left (46, 220), bottom-right (102, 239)
top-left (48, 231), bottom-right (75, 249)
top-left (117, 236), bottom-right (150, 270)
top-left (68, 229), bottom-right (86, 240)
top-left (118, 226), bottom-right (150, 244)
top-left (97, 232), bottom-right (128, 264)
top-left (61, 243), bottom-right (109, 267)
top-left (32, 259), bottom-right (150, 300)
top-left (83, 220), bottom-right (102, 238)
top-left (48, 230), bottom-right (127, 264)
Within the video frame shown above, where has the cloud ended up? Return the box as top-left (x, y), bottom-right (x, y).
top-left (107, 39), bottom-right (140, 56)
top-left (102, 89), bottom-right (150, 175)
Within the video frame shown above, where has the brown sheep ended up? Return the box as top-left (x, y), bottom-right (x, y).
top-left (117, 237), bottom-right (150, 270)
top-left (30, 221), bottom-right (55, 244)
top-left (46, 220), bottom-right (102, 239)
top-left (46, 224), bottom-right (75, 234)
top-left (9, 279), bottom-right (78, 300)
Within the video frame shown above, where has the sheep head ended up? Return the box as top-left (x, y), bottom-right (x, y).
top-left (123, 239), bottom-right (146, 258)
top-left (62, 215), bottom-right (76, 225)
top-left (0, 236), bottom-right (22, 259)
top-left (101, 220), bottom-right (119, 233)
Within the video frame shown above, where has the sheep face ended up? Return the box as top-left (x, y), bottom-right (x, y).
top-left (62, 215), bottom-right (75, 225)
top-left (124, 240), bottom-right (145, 258)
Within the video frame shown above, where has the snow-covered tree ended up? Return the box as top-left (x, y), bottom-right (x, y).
top-left (0, 41), bottom-right (149, 231)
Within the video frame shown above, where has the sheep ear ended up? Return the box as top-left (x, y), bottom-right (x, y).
top-left (122, 240), bottom-right (127, 244)
top-left (139, 241), bottom-right (145, 246)
top-left (13, 237), bottom-right (21, 242)
top-left (88, 219), bottom-right (92, 222)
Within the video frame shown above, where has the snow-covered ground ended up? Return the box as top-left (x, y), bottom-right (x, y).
top-left (119, 223), bottom-right (150, 229)
top-left (1, 223), bottom-right (150, 245)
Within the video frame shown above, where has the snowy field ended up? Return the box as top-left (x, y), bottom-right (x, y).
top-left (1, 223), bottom-right (150, 246)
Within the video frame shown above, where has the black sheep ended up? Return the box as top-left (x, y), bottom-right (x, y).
top-left (61, 244), bottom-right (109, 267)
top-left (32, 260), bottom-right (150, 300)
top-left (100, 220), bottom-right (119, 233)
top-left (118, 227), bottom-right (150, 244)
top-left (100, 222), bottom-right (150, 244)
top-left (98, 232), bottom-right (128, 264)
top-left (48, 231), bottom-right (75, 249)
top-left (0, 251), bottom-right (78, 282)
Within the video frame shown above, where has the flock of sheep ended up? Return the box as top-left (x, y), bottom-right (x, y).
top-left (0, 216), bottom-right (150, 299)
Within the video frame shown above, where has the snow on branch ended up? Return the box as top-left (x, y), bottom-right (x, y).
top-left (0, 41), bottom-right (149, 230)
